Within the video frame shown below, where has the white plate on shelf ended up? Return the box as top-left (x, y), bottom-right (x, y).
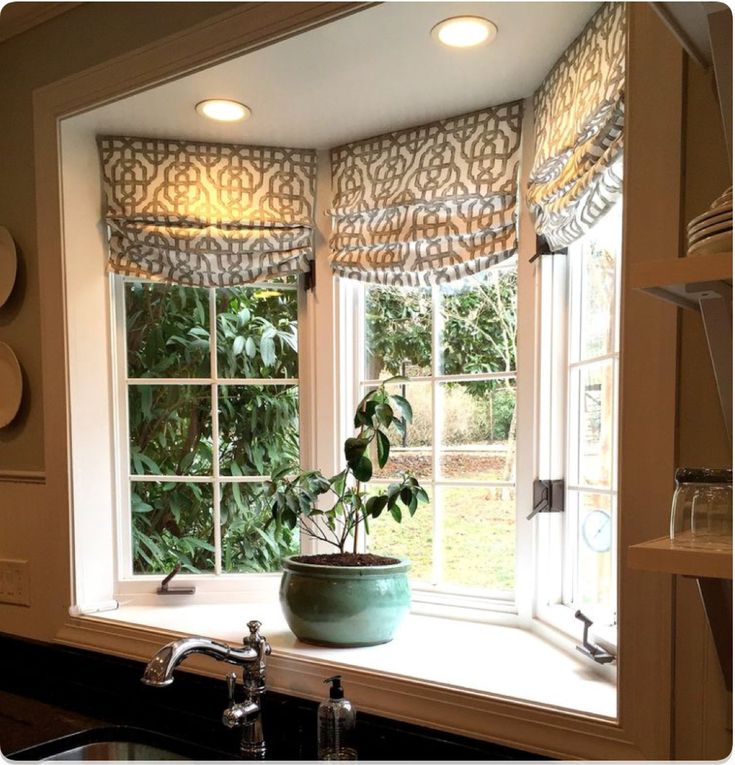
top-left (688, 210), bottom-right (732, 236)
top-left (0, 342), bottom-right (22, 428)
top-left (688, 219), bottom-right (733, 244)
top-left (689, 204), bottom-right (733, 229)
top-left (0, 227), bottom-right (17, 308)
top-left (688, 230), bottom-right (733, 257)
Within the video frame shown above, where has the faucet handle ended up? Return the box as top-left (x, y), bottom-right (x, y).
top-left (226, 671), bottom-right (238, 705)
top-left (245, 620), bottom-right (271, 657)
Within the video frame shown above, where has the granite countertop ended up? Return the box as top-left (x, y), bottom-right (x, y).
top-left (0, 691), bottom-right (104, 757)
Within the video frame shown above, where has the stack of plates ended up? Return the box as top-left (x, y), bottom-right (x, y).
top-left (687, 187), bottom-right (732, 256)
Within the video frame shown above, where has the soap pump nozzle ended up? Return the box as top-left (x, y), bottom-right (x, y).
top-left (325, 674), bottom-right (344, 699)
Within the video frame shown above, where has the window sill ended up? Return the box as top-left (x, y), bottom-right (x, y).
top-left (55, 602), bottom-right (624, 759)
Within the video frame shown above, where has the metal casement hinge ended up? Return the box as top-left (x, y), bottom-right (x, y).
top-left (529, 234), bottom-right (569, 264)
top-left (527, 478), bottom-right (565, 520)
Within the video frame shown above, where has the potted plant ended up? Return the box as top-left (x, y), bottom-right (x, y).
top-left (266, 376), bottom-right (428, 646)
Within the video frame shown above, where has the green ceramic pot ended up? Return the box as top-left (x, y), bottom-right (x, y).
top-left (279, 556), bottom-right (411, 647)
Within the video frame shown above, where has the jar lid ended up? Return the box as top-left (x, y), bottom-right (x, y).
top-left (675, 467), bottom-right (732, 484)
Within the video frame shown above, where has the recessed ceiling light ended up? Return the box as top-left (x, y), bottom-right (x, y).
top-left (431, 16), bottom-right (497, 48)
top-left (195, 99), bottom-right (251, 122)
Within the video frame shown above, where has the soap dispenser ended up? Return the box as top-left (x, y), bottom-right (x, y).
top-left (317, 675), bottom-right (357, 760)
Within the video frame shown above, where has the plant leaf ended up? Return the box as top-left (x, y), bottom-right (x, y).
top-left (376, 430), bottom-right (390, 468)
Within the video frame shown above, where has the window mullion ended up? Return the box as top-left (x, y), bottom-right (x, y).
top-left (431, 284), bottom-right (442, 587)
top-left (209, 287), bottom-right (222, 576)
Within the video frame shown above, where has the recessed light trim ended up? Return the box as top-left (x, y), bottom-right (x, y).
top-left (195, 99), bottom-right (251, 122)
top-left (431, 16), bottom-right (497, 49)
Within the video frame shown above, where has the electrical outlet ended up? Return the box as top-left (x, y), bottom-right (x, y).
top-left (0, 560), bottom-right (30, 606)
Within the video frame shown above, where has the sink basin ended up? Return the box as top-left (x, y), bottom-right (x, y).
top-left (8, 726), bottom-right (235, 761)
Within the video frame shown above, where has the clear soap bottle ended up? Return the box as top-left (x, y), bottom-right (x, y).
top-left (317, 675), bottom-right (357, 760)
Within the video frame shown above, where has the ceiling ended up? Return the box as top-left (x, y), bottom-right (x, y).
top-left (68, 2), bottom-right (600, 150)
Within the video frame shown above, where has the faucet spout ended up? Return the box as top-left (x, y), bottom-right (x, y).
top-left (141, 636), bottom-right (258, 687)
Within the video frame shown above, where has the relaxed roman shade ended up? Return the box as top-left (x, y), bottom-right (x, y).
top-left (98, 135), bottom-right (317, 287)
top-left (527, 2), bottom-right (625, 250)
top-left (329, 101), bottom-right (523, 285)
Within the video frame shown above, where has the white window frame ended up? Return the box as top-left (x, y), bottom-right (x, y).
top-left (534, 201), bottom-right (623, 648)
top-left (109, 274), bottom-right (313, 602)
top-left (340, 262), bottom-right (522, 619)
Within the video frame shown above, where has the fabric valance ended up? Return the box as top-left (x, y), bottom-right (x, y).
top-left (329, 101), bottom-right (523, 285)
top-left (98, 135), bottom-right (317, 287)
top-left (527, 2), bottom-right (625, 250)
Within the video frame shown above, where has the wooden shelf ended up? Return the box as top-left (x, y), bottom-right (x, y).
top-left (628, 535), bottom-right (732, 579)
top-left (630, 250), bottom-right (732, 311)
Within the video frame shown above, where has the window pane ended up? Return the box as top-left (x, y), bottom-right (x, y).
top-left (216, 286), bottom-right (298, 379)
top-left (578, 244), bottom-right (617, 361)
top-left (219, 385), bottom-right (299, 476)
top-left (365, 382), bottom-right (432, 480)
top-left (572, 361), bottom-right (614, 488)
top-left (131, 481), bottom-right (214, 574)
top-left (367, 485), bottom-right (433, 582)
top-left (364, 283), bottom-right (431, 379)
top-left (439, 379), bottom-right (516, 482)
top-left (125, 283), bottom-right (210, 378)
top-left (220, 482), bottom-right (298, 573)
top-left (441, 486), bottom-right (515, 592)
top-left (128, 385), bottom-right (212, 476)
top-left (574, 491), bottom-right (613, 610)
top-left (440, 266), bottom-right (517, 375)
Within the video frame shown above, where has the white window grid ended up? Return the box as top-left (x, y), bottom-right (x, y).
top-left (112, 276), bottom-right (301, 580)
top-left (534, 201), bottom-right (622, 636)
top-left (563, 211), bottom-right (622, 622)
top-left (346, 264), bottom-right (518, 607)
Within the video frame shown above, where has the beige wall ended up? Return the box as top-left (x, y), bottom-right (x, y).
top-left (0, 2), bottom-right (241, 639)
top-left (0, 2), bottom-right (239, 471)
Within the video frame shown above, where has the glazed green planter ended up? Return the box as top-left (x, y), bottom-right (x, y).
top-left (279, 556), bottom-right (411, 647)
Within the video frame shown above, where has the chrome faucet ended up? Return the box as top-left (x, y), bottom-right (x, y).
top-left (142, 620), bottom-right (271, 758)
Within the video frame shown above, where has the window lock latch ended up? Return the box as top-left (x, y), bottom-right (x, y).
top-left (527, 478), bottom-right (564, 520)
top-left (157, 562), bottom-right (196, 595)
top-left (575, 610), bottom-right (615, 664)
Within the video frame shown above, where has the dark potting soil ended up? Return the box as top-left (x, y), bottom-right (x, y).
top-left (292, 553), bottom-right (400, 567)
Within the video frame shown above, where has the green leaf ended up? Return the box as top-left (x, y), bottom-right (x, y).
top-left (352, 455), bottom-right (373, 482)
top-left (245, 336), bottom-right (257, 358)
top-left (375, 403), bottom-right (394, 427)
top-left (400, 487), bottom-right (413, 506)
top-left (260, 335), bottom-right (276, 367)
top-left (344, 437), bottom-right (369, 464)
top-left (382, 375), bottom-right (409, 385)
top-left (233, 336), bottom-right (245, 355)
top-left (376, 430), bottom-right (390, 468)
top-left (389, 504), bottom-right (402, 523)
top-left (416, 487), bottom-right (430, 504)
top-left (390, 394), bottom-right (413, 424)
top-left (365, 494), bottom-right (388, 518)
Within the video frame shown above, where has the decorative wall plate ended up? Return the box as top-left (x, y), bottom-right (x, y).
top-left (0, 342), bottom-right (22, 427)
top-left (0, 227), bottom-right (17, 308)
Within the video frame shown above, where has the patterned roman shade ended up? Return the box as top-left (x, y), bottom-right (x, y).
top-left (98, 135), bottom-right (317, 286)
top-left (329, 101), bottom-right (523, 285)
top-left (527, 2), bottom-right (625, 250)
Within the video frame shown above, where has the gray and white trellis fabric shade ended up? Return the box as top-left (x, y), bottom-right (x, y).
top-left (98, 135), bottom-right (317, 287)
top-left (527, 2), bottom-right (626, 250)
top-left (329, 101), bottom-right (523, 285)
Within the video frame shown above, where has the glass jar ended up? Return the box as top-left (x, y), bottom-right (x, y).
top-left (670, 467), bottom-right (732, 548)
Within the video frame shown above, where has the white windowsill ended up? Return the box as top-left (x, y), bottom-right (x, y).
top-left (91, 603), bottom-right (615, 717)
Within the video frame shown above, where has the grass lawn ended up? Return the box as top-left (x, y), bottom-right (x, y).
top-left (368, 450), bottom-right (515, 593)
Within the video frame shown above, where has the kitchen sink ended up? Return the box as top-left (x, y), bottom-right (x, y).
top-left (8, 726), bottom-right (236, 761)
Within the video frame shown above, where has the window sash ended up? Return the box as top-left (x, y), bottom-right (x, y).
top-left (113, 276), bottom-right (302, 581)
top-left (349, 265), bottom-right (518, 606)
